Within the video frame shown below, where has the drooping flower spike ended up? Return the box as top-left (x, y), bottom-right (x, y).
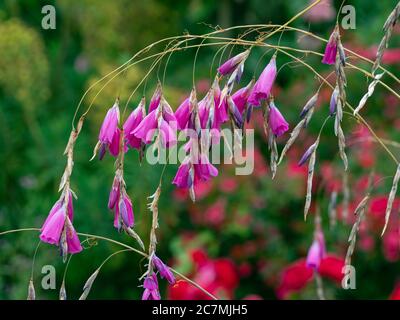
top-left (40, 190), bottom-right (82, 256)
top-left (133, 95), bottom-right (177, 148)
top-left (123, 97), bottom-right (146, 150)
top-left (268, 99), bottom-right (289, 137)
top-left (142, 274), bottom-right (161, 300)
top-left (248, 54), bottom-right (277, 107)
top-left (152, 255), bottom-right (176, 285)
top-left (322, 26), bottom-right (339, 65)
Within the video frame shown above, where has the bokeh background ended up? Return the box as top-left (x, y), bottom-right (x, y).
top-left (1, 0), bottom-right (400, 300)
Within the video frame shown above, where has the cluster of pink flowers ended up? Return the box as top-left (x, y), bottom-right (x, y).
top-left (142, 255), bottom-right (176, 300)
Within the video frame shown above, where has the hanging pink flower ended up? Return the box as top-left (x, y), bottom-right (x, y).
top-left (40, 192), bottom-right (82, 254)
top-left (112, 189), bottom-right (134, 231)
top-left (231, 79), bottom-right (254, 114)
top-left (123, 98), bottom-right (146, 149)
top-left (148, 82), bottom-right (162, 113)
top-left (97, 101), bottom-right (121, 159)
top-left (153, 255), bottom-right (176, 285)
top-left (322, 27), bottom-right (339, 65)
top-left (306, 231), bottom-right (326, 269)
top-left (142, 274), bottom-right (161, 300)
top-left (269, 102), bottom-right (289, 137)
top-left (248, 55), bottom-right (277, 106)
top-left (175, 97), bottom-right (190, 130)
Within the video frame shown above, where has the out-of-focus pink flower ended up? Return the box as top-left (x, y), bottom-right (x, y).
top-left (304, 0), bottom-right (335, 22)
top-left (123, 98), bottom-right (146, 149)
top-left (220, 177), bottom-right (238, 193)
top-left (168, 250), bottom-right (238, 300)
top-left (383, 229), bottom-right (400, 262)
top-left (317, 255), bottom-right (344, 283)
top-left (248, 55), bottom-right (277, 106)
top-left (204, 199), bottom-right (226, 227)
top-left (269, 102), bottom-right (289, 137)
top-left (306, 231), bottom-right (326, 270)
top-left (276, 259), bottom-right (313, 299)
top-left (389, 282), bottom-right (400, 300)
top-left (322, 27), bottom-right (339, 65)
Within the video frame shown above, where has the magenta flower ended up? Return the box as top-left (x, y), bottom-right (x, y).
top-left (148, 83), bottom-right (162, 113)
top-left (231, 79), bottom-right (254, 114)
top-left (175, 97), bottom-right (190, 130)
top-left (172, 154), bottom-right (217, 189)
top-left (152, 255), bottom-right (176, 285)
top-left (217, 50), bottom-right (249, 76)
top-left (114, 192), bottom-right (134, 230)
top-left (172, 160), bottom-right (192, 189)
top-left (248, 55), bottom-right (277, 106)
top-left (64, 219), bottom-right (83, 254)
top-left (133, 110), bottom-right (158, 144)
top-left (40, 192), bottom-right (82, 254)
top-left (123, 98), bottom-right (146, 149)
top-left (99, 102), bottom-right (119, 144)
top-left (142, 274), bottom-right (161, 300)
top-left (108, 176), bottom-right (120, 210)
top-left (97, 101), bottom-right (120, 159)
top-left (268, 102), bottom-right (289, 137)
top-left (322, 27), bottom-right (339, 65)
top-left (197, 154), bottom-right (218, 181)
top-left (40, 205), bottom-right (66, 245)
top-left (108, 128), bottom-right (122, 157)
top-left (306, 231), bottom-right (326, 269)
